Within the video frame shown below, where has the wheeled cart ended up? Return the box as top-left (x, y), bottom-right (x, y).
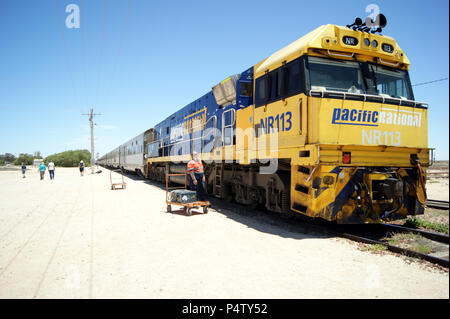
top-left (110, 168), bottom-right (126, 190)
top-left (165, 173), bottom-right (210, 216)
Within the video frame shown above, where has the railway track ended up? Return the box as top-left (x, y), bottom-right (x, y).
top-left (198, 192), bottom-right (449, 268)
top-left (121, 171), bottom-right (450, 268)
top-left (338, 232), bottom-right (448, 268)
top-left (201, 192), bottom-right (450, 268)
top-left (336, 223), bottom-right (449, 268)
top-left (378, 223), bottom-right (448, 244)
top-left (426, 199), bottom-right (449, 210)
top-left (209, 193), bottom-right (450, 268)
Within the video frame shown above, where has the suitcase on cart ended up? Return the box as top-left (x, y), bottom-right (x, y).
top-left (165, 173), bottom-right (210, 216)
top-left (168, 189), bottom-right (197, 203)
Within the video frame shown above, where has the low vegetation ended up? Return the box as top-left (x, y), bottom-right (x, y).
top-left (14, 153), bottom-right (36, 165)
top-left (2, 152), bottom-right (42, 166)
top-left (384, 232), bottom-right (419, 246)
top-left (405, 216), bottom-right (449, 234)
top-left (44, 150), bottom-right (91, 167)
top-left (361, 244), bottom-right (387, 253)
top-left (410, 244), bottom-right (434, 255)
top-left (383, 232), bottom-right (434, 255)
top-left (0, 153), bottom-right (16, 164)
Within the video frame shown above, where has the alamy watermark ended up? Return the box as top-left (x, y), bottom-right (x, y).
top-left (160, 126), bottom-right (280, 174)
top-left (65, 4), bottom-right (80, 29)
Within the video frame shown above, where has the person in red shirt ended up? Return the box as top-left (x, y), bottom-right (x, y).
top-left (187, 151), bottom-right (206, 201)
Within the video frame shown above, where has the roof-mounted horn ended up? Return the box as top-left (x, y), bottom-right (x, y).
top-left (364, 13), bottom-right (387, 34)
top-left (346, 17), bottom-right (363, 30)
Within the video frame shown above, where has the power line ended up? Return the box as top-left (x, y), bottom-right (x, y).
top-left (105, 0), bottom-right (133, 97)
top-left (80, 0), bottom-right (89, 110)
top-left (412, 77), bottom-right (448, 87)
top-left (53, 0), bottom-right (79, 106)
top-left (95, 0), bottom-right (108, 107)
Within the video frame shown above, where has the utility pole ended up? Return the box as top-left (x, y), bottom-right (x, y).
top-left (82, 108), bottom-right (101, 174)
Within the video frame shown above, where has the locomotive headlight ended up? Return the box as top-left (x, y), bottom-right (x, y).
top-left (372, 40), bottom-right (378, 48)
top-left (364, 38), bottom-right (370, 46)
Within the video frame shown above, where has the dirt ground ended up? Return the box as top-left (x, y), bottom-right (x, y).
top-left (426, 160), bottom-right (449, 201)
top-left (0, 167), bottom-right (448, 299)
top-left (426, 178), bottom-right (449, 201)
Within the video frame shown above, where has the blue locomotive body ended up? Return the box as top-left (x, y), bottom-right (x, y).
top-left (148, 67), bottom-right (253, 158)
top-left (99, 67), bottom-right (253, 172)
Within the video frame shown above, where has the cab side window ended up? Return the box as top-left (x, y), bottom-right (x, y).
top-left (239, 82), bottom-right (253, 97)
top-left (255, 77), bottom-right (266, 106)
top-left (255, 57), bottom-right (304, 107)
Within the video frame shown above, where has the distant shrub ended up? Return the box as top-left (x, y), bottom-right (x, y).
top-left (44, 149), bottom-right (91, 167)
top-left (14, 153), bottom-right (35, 166)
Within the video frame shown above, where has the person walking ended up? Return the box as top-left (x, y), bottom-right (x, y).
top-left (79, 160), bottom-right (85, 176)
top-left (48, 160), bottom-right (55, 180)
top-left (21, 163), bottom-right (26, 178)
top-left (39, 162), bottom-right (46, 180)
top-left (187, 151), bottom-right (206, 201)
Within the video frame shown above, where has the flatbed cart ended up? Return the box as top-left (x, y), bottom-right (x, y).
top-left (110, 168), bottom-right (126, 190)
top-left (166, 173), bottom-right (210, 216)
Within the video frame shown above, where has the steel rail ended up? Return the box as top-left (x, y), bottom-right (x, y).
top-left (426, 199), bottom-right (449, 210)
top-left (109, 170), bottom-right (450, 268)
top-left (339, 232), bottom-right (449, 268)
top-left (378, 223), bottom-right (449, 244)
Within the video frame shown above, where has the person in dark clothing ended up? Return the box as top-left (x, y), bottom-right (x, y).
top-left (21, 163), bottom-right (26, 178)
top-left (187, 151), bottom-right (206, 201)
top-left (79, 160), bottom-right (85, 176)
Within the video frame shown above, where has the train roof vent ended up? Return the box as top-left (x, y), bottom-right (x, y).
top-left (212, 74), bottom-right (240, 107)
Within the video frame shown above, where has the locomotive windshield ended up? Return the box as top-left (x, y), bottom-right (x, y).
top-left (309, 57), bottom-right (365, 94)
top-left (370, 64), bottom-right (414, 100)
top-left (308, 56), bottom-right (414, 100)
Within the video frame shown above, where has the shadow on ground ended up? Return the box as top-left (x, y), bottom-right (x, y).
top-left (103, 167), bottom-right (335, 241)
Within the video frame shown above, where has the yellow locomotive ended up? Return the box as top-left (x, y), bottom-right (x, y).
top-left (230, 20), bottom-right (430, 223)
top-left (101, 15), bottom-right (430, 224)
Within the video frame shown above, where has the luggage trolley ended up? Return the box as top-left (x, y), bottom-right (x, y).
top-left (166, 173), bottom-right (210, 216)
top-left (110, 168), bottom-right (126, 190)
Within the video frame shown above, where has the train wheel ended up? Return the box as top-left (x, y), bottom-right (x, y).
top-left (186, 207), bottom-right (193, 216)
top-left (203, 206), bottom-right (208, 214)
top-left (167, 205), bottom-right (171, 213)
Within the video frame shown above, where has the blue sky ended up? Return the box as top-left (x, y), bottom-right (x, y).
top-left (0, 0), bottom-right (448, 159)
